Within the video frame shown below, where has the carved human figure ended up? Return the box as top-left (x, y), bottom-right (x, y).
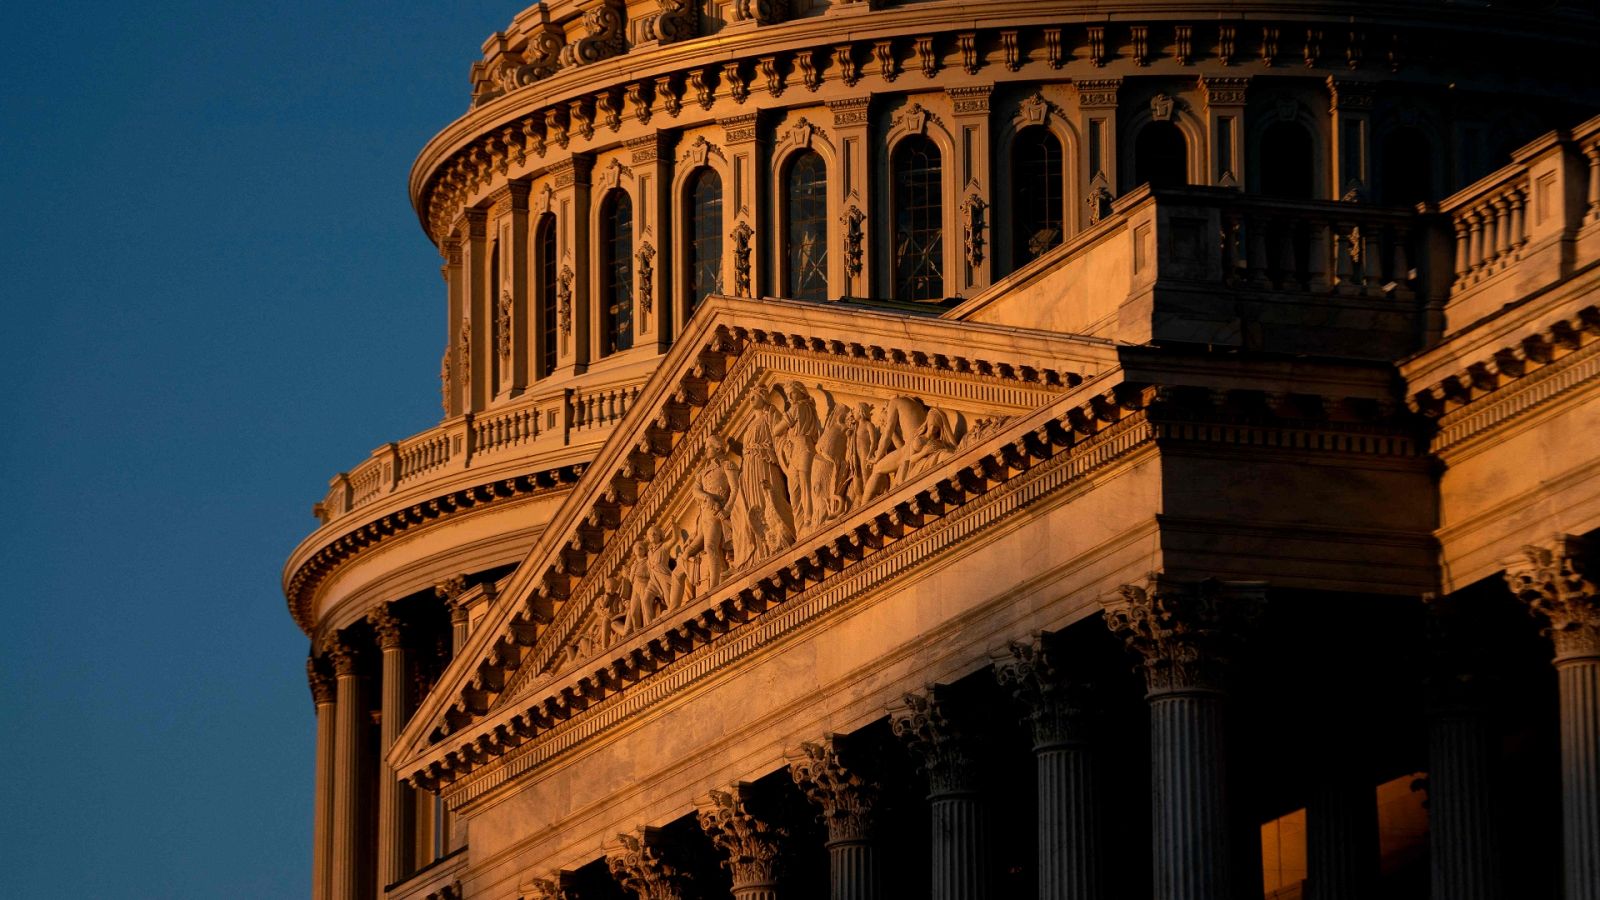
top-left (625, 539), bottom-right (661, 631)
top-left (681, 459), bottom-right (733, 596)
top-left (863, 395), bottom-right (930, 501)
top-left (900, 406), bottom-right (964, 480)
top-left (809, 400), bottom-right (854, 524)
top-left (644, 526), bottom-right (686, 613)
top-left (704, 435), bottom-right (756, 569)
top-left (766, 382), bottom-right (822, 531)
top-left (740, 401), bottom-right (796, 557)
top-left (845, 401), bottom-right (880, 506)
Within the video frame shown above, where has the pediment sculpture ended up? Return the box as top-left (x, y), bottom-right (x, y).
top-left (554, 381), bottom-right (1007, 672)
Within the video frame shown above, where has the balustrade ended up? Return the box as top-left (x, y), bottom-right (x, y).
top-left (1217, 198), bottom-right (1416, 300)
top-left (1445, 176), bottom-right (1529, 292)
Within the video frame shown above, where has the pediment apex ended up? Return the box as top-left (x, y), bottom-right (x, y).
top-left (390, 296), bottom-right (1119, 777)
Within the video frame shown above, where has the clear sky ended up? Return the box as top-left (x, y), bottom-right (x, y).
top-left (1, 2), bottom-right (517, 896)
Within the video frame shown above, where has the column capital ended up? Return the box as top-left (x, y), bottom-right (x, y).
top-left (368, 604), bottom-right (407, 651)
top-left (522, 871), bottom-right (581, 900)
top-left (1099, 574), bottom-right (1266, 695)
top-left (306, 655), bottom-right (336, 707)
top-left (605, 826), bottom-right (690, 900)
top-left (1504, 534), bottom-right (1599, 661)
top-left (888, 686), bottom-right (981, 795)
top-left (322, 635), bottom-right (363, 678)
top-left (991, 635), bottom-right (1093, 750)
top-left (786, 734), bottom-right (879, 843)
top-left (695, 783), bottom-right (784, 887)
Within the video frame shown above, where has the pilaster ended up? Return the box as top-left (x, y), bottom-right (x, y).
top-left (1504, 535), bottom-right (1600, 900)
top-left (326, 635), bottom-right (369, 900)
top-left (1074, 79), bottom-right (1120, 229)
top-left (1100, 575), bottom-right (1266, 900)
top-left (947, 85), bottom-right (994, 294)
top-left (441, 235), bottom-right (466, 417)
top-left (720, 113), bottom-right (763, 298)
top-left (627, 133), bottom-right (672, 349)
top-left (993, 636), bottom-right (1101, 900)
top-left (890, 687), bottom-right (990, 900)
top-left (462, 208), bottom-right (490, 412)
top-left (370, 605), bottom-right (413, 892)
top-left (491, 181), bottom-right (532, 398)
top-left (1326, 78), bottom-right (1376, 200)
top-left (696, 784), bottom-right (785, 900)
top-left (549, 155), bottom-right (595, 375)
top-left (827, 98), bottom-right (872, 299)
top-left (787, 735), bottom-right (881, 900)
top-left (1199, 77), bottom-right (1249, 189)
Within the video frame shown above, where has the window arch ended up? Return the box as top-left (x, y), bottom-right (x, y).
top-left (600, 190), bottom-right (633, 356)
top-left (1134, 121), bottom-right (1188, 190)
top-left (686, 167), bottom-right (723, 315)
top-left (892, 135), bottom-right (944, 301)
top-left (1380, 127), bottom-right (1435, 207)
top-left (1259, 121), bottom-right (1316, 200)
top-left (535, 214), bottom-right (557, 377)
top-left (784, 150), bottom-right (828, 301)
top-left (1012, 126), bottom-right (1065, 266)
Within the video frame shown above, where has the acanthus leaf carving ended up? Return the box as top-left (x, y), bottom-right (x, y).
top-left (841, 205), bottom-right (865, 278)
top-left (637, 241), bottom-right (656, 314)
top-left (961, 193), bottom-right (987, 269)
top-left (560, 0), bottom-right (628, 68)
top-left (497, 290), bottom-right (513, 359)
top-left (557, 265), bottom-right (575, 337)
top-left (730, 220), bottom-right (755, 297)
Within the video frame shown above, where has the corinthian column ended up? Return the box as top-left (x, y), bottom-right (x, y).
top-left (369, 606), bottom-right (411, 892)
top-left (1100, 575), bottom-right (1266, 900)
top-left (605, 826), bottom-right (691, 900)
top-left (890, 687), bottom-right (990, 900)
top-left (697, 784), bottom-right (785, 900)
top-left (308, 656), bottom-right (337, 900)
top-left (326, 635), bottom-right (367, 900)
top-left (1504, 535), bottom-right (1600, 900)
top-left (1423, 593), bottom-right (1501, 900)
top-left (993, 636), bottom-right (1101, 900)
top-left (787, 735), bottom-right (881, 900)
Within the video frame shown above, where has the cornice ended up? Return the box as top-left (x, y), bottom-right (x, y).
top-left (1409, 304), bottom-right (1599, 454)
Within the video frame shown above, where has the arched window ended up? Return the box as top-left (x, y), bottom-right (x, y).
top-left (536, 214), bottom-right (557, 377)
top-left (1133, 121), bottom-right (1188, 190)
top-left (785, 150), bottom-right (828, 301)
top-left (686, 168), bottom-right (723, 315)
top-left (1259, 121), bottom-right (1316, 200)
top-left (1380, 127), bottom-right (1435, 207)
top-left (600, 190), bottom-right (633, 356)
top-left (893, 135), bottom-right (944, 301)
top-left (1012, 126), bottom-right (1065, 267)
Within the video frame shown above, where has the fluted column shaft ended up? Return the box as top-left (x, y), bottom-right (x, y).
top-left (1426, 704), bottom-right (1500, 899)
top-left (1504, 535), bottom-right (1599, 900)
top-left (329, 644), bottom-right (366, 900)
top-left (890, 689), bottom-right (990, 900)
top-left (826, 838), bottom-right (878, 900)
top-left (1305, 769), bottom-right (1378, 900)
top-left (309, 661), bottom-right (337, 900)
top-left (789, 736), bottom-right (881, 900)
top-left (1101, 576), bottom-right (1265, 900)
top-left (1556, 654), bottom-right (1599, 900)
top-left (373, 608), bottom-right (411, 893)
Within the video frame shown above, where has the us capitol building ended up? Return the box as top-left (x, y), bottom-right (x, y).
top-left (282, 0), bottom-right (1600, 898)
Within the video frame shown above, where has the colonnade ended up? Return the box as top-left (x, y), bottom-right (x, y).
top-left (310, 535), bottom-right (1598, 900)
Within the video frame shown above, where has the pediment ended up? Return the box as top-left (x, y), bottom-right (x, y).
top-left (390, 296), bottom-right (1120, 788)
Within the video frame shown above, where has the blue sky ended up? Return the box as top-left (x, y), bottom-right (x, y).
top-left (1, 3), bottom-right (516, 896)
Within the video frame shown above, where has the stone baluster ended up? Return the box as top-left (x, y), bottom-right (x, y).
top-left (787, 735), bottom-right (882, 900)
top-left (1423, 593), bottom-right (1502, 900)
top-left (606, 826), bottom-right (692, 900)
top-left (1100, 575), bottom-right (1266, 900)
top-left (1452, 217), bottom-right (1470, 281)
top-left (992, 636), bottom-right (1102, 900)
top-left (326, 635), bottom-right (368, 900)
top-left (1508, 188), bottom-right (1527, 251)
top-left (308, 657), bottom-right (337, 900)
top-left (1504, 535), bottom-right (1600, 900)
top-left (890, 687), bottom-right (990, 900)
top-left (1466, 210), bottom-right (1485, 276)
top-left (370, 605), bottom-right (413, 891)
top-left (697, 784), bottom-right (786, 900)
top-left (1492, 198), bottom-right (1511, 265)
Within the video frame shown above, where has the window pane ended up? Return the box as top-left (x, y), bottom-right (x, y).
top-left (1013, 127), bottom-right (1064, 266)
top-left (893, 135), bottom-right (944, 301)
top-left (785, 150), bottom-right (828, 301)
top-left (602, 191), bottom-right (633, 355)
top-left (537, 215), bottom-right (557, 377)
top-left (687, 168), bottom-right (723, 314)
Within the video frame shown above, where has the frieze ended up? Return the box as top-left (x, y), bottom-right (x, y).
top-left (720, 113), bottom-right (758, 146)
top-left (829, 97), bottom-right (869, 128)
top-left (1076, 78), bottom-right (1121, 109)
top-left (947, 84), bottom-right (992, 116)
top-left (1201, 76), bottom-right (1250, 108)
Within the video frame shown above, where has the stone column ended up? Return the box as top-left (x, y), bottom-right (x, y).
top-left (308, 657), bottom-right (337, 900)
top-left (461, 207), bottom-right (490, 412)
top-left (606, 826), bottom-right (691, 900)
top-left (697, 784), bottom-right (785, 900)
top-left (434, 576), bottom-right (470, 856)
top-left (326, 636), bottom-right (367, 900)
top-left (1504, 535), bottom-right (1600, 900)
top-left (441, 234), bottom-right (466, 418)
top-left (993, 636), bottom-right (1101, 900)
top-left (787, 735), bottom-right (882, 900)
top-left (1424, 593), bottom-right (1503, 900)
top-left (1304, 754), bottom-right (1378, 900)
top-left (369, 606), bottom-right (412, 892)
top-left (890, 687), bottom-right (990, 900)
top-left (1100, 575), bottom-right (1266, 900)
top-left (523, 871), bottom-right (582, 900)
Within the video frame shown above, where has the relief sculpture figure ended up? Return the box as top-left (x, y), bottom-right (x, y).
top-left (739, 400), bottom-right (796, 558)
top-left (809, 400), bottom-right (854, 525)
top-left (681, 445), bottom-right (734, 597)
top-left (764, 382), bottom-right (821, 532)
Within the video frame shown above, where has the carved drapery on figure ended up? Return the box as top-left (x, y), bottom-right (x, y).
top-left (1504, 534), bottom-right (1599, 660)
top-left (696, 784), bottom-right (785, 886)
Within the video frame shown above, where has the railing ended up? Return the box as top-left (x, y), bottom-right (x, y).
top-left (1446, 173), bottom-right (1530, 292)
top-left (315, 375), bottom-right (650, 525)
top-left (1219, 201), bottom-right (1417, 300)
